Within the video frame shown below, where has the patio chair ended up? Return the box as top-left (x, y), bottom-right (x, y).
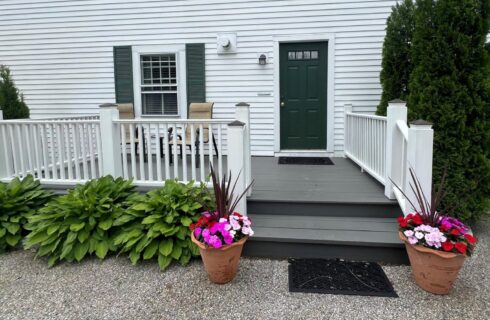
top-left (116, 103), bottom-right (146, 159)
top-left (168, 102), bottom-right (219, 167)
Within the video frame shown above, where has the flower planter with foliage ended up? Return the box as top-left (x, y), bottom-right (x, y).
top-left (395, 169), bottom-right (477, 295)
top-left (190, 166), bottom-right (253, 284)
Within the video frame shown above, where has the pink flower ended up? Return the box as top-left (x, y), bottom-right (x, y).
top-left (194, 227), bottom-right (202, 238)
top-left (242, 226), bottom-right (254, 236)
top-left (230, 219), bottom-right (241, 231)
top-left (408, 236), bottom-right (418, 245)
top-left (208, 235), bottom-right (223, 249)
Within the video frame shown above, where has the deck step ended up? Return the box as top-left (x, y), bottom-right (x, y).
top-left (247, 198), bottom-right (402, 218)
top-left (243, 214), bottom-right (408, 264)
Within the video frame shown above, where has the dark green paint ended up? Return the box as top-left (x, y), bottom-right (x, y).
top-left (185, 43), bottom-right (206, 107)
top-left (280, 42), bottom-right (328, 149)
top-left (113, 46), bottom-right (134, 103)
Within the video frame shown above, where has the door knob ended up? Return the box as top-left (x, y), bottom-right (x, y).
top-left (280, 101), bottom-right (285, 107)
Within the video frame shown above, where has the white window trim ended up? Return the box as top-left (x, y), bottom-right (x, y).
top-left (272, 33), bottom-right (335, 154)
top-left (132, 45), bottom-right (187, 118)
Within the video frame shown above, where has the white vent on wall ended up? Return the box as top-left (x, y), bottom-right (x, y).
top-left (217, 33), bottom-right (237, 54)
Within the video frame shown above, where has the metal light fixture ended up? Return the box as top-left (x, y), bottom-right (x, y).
top-left (258, 54), bottom-right (267, 65)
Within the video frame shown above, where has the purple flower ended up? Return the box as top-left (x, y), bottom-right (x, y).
top-left (440, 216), bottom-right (470, 235)
top-left (194, 227), bottom-right (202, 238)
top-left (207, 235), bottom-right (223, 249)
top-left (202, 229), bottom-right (210, 241)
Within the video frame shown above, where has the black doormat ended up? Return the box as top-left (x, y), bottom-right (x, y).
top-left (278, 157), bottom-right (334, 165)
top-left (288, 258), bottom-right (398, 297)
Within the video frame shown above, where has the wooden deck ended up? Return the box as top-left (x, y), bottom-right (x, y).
top-left (250, 156), bottom-right (392, 204)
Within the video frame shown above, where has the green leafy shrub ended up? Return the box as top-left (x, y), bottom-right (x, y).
top-left (407, 0), bottom-right (490, 221)
top-left (113, 180), bottom-right (213, 270)
top-left (376, 0), bottom-right (416, 116)
top-left (24, 176), bottom-right (138, 267)
top-left (0, 175), bottom-right (52, 253)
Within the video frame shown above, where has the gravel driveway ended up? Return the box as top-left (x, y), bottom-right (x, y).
top-left (1, 219), bottom-right (489, 320)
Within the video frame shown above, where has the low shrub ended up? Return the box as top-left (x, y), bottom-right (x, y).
top-left (113, 180), bottom-right (213, 270)
top-left (0, 175), bottom-right (52, 253)
top-left (24, 176), bottom-right (138, 267)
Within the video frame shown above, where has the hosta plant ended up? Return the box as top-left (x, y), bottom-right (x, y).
top-left (24, 176), bottom-right (137, 267)
top-left (0, 175), bottom-right (52, 253)
top-left (113, 180), bottom-right (213, 270)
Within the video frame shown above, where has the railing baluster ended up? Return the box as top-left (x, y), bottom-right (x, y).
top-left (40, 124), bottom-right (49, 179)
top-left (33, 124), bottom-right (42, 179)
top-left (73, 123), bottom-right (80, 180)
top-left (129, 123), bottom-right (137, 180)
top-left (137, 124), bottom-right (145, 181)
top-left (182, 124), bottom-right (187, 182)
top-left (8, 125), bottom-right (18, 176)
top-left (65, 124), bottom-right (73, 180)
top-left (48, 124), bottom-right (57, 180)
top-left (121, 124), bottom-right (129, 179)
top-left (208, 124), bottom-right (213, 172)
top-left (88, 123), bottom-right (96, 179)
top-left (1, 125), bottom-right (12, 177)
top-left (190, 124), bottom-right (196, 181)
top-left (163, 124), bottom-right (170, 179)
top-left (95, 123), bottom-right (103, 178)
top-left (155, 124), bottom-right (162, 181)
top-left (172, 123), bottom-right (178, 179)
top-left (56, 124), bottom-right (65, 180)
top-left (199, 124), bottom-right (205, 180)
top-left (218, 124), bottom-right (223, 181)
top-left (80, 124), bottom-right (88, 180)
top-left (24, 125), bottom-right (34, 175)
top-left (146, 124), bottom-right (153, 181)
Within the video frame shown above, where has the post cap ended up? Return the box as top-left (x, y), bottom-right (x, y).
top-left (410, 119), bottom-right (433, 126)
top-left (235, 102), bottom-right (250, 107)
top-left (228, 120), bottom-right (245, 127)
top-left (99, 103), bottom-right (118, 108)
top-left (388, 99), bottom-right (406, 104)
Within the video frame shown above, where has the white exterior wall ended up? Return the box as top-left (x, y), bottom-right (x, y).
top-left (0, 0), bottom-right (397, 156)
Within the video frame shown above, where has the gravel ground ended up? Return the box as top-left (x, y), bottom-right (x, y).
top-left (1, 219), bottom-right (489, 320)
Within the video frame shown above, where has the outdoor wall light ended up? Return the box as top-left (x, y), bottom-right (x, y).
top-left (258, 54), bottom-right (267, 65)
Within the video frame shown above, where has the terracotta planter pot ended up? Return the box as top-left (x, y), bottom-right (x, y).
top-left (191, 233), bottom-right (248, 284)
top-left (399, 232), bottom-right (466, 295)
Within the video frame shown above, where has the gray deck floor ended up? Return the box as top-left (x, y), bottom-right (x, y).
top-left (250, 156), bottom-right (393, 204)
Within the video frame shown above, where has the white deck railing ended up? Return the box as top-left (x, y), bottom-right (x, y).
top-left (345, 100), bottom-right (434, 214)
top-left (345, 109), bottom-right (387, 184)
top-left (0, 103), bottom-right (252, 214)
top-left (0, 119), bottom-right (101, 184)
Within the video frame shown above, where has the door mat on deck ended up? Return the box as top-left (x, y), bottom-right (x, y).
top-left (278, 157), bottom-right (334, 165)
top-left (288, 258), bottom-right (397, 297)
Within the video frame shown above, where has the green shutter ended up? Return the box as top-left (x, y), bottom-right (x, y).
top-left (186, 43), bottom-right (206, 105)
top-left (113, 46), bottom-right (134, 103)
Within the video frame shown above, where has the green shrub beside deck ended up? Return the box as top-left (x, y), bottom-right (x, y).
top-left (24, 176), bottom-right (138, 267)
top-left (0, 176), bottom-right (52, 253)
top-left (113, 180), bottom-right (213, 270)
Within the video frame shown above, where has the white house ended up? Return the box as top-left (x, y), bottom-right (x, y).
top-left (0, 0), bottom-right (398, 157)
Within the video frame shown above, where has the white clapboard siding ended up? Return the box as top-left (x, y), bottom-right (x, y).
top-left (0, 0), bottom-right (397, 156)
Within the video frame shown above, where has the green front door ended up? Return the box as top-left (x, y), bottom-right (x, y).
top-left (280, 42), bottom-right (328, 149)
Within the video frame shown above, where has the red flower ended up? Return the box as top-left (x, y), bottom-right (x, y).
top-left (440, 224), bottom-right (449, 232)
top-left (450, 229), bottom-right (460, 236)
top-left (455, 243), bottom-right (467, 255)
top-left (397, 217), bottom-right (408, 228)
top-left (412, 214), bottom-right (423, 226)
top-left (406, 213), bottom-right (414, 220)
top-left (464, 234), bottom-right (477, 245)
top-left (442, 241), bottom-right (454, 252)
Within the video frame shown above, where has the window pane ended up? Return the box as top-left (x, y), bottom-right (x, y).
top-left (164, 93), bottom-right (178, 115)
top-left (303, 51), bottom-right (311, 59)
top-left (311, 51), bottom-right (319, 59)
top-left (288, 52), bottom-right (295, 60)
top-left (295, 51), bottom-right (303, 59)
top-left (142, 93), bottom-right (164, 115)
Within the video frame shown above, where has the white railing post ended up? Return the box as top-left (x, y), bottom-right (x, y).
top-left (0, 111), bottom-right (6, 179)
top-left (227, 120), bottom-right (247, 215)
top-left (99, 103), bottom-right (122, 177)
top-left (406, 120), bottom-right (434, 212)
top-left (343, 103), bottom-right (352, 155)
top-left (235, 102), bottom-right (252, 196)
top-left (385, 99), bottom-right (407, 199)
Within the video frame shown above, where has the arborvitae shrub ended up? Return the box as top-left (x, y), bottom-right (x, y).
top-left (407, 0), bottom-right (490, 221)
top-left (376, 0), bottom-right (416, 116)
top-left (0, 65), bottom-right (30, 119)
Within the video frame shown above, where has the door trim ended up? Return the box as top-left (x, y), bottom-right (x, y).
top-left (273, 33), bottom-right (335, 154)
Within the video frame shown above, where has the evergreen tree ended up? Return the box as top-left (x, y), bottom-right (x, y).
top-left (376, 0), bottom-right (416, 116)
top-left (408, 0), bottom-right (490, 221)
top-left (0, 65), bottom-right (30, 119)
